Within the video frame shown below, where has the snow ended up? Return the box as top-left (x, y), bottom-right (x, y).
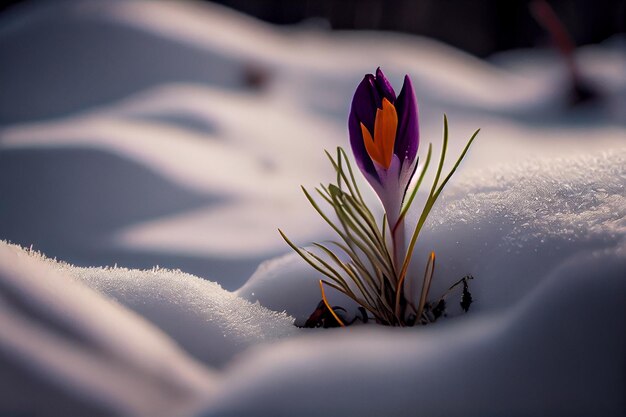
top-left (238, 149), bottom-right (626, 323)
top-left (0, 0), bottom-right (624, 416)
top-left (1, 1), bottom-right (623, 290)
top-left (207, 243), bottom-right (626, 417)
top-left (65, 264), bottom-right (297, 368)
top-left (0, 243), bottom-right (215, 417)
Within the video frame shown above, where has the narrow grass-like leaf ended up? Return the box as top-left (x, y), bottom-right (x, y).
top-left (320, 279), bottom-right (373, 315)
top-left (416, 252), bottom-right (436, 320)
top-left (432, 128), bottom-right (480, 202)
top-left (327, 194), bottom-right (393, 276)
top-left (279, 229), bottom-right (336, 277)
top-left (399, 143), bottom-right (432, 221)
top-left (400, 116), bottom-right (477, 285)
top-left (304, 248), bottom-right (353, 290)
top-left (330, 240), bottom-right (394, 293)
top-left (394, 269), bottom-right (407, 318)
top-left (313, 243), bottom-right (378, 306)
top-left (338, 147), bottom-right (365, 204)
top-left (337, 194), bottom-right (388, 257)
top-left (325, 149), bottom-right (359, 202)
top-left (319, 280), bottom-right (345, 327)
top-left (302, 186), bottom-right (345, 238)
top-left (283, 114), bottom-right (478, 327)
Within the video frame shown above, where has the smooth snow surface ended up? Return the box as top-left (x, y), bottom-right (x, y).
top-left (0, 0), bottom-right (625, 416)
top-left (209, 244), bottom-right (626, 417)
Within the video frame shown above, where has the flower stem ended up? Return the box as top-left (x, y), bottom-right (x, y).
top-left (391, 217), bottom-right (405, 274)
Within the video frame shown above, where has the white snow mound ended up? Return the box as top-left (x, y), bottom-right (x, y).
top-left (0, 242), bottom-right (215, 417)
top-left (206, 243), bottom-right (626, 417)
top-left (63, 263), bottom-right (297, 367)
top-left (239, 148), bottom-right (625, 323)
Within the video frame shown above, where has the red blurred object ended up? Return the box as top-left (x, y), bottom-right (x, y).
top-left (530, 0), bottom-right (596, 104)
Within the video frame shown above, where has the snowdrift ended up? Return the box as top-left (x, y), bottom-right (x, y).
top-left (0, 0), bottom-right (624, 416)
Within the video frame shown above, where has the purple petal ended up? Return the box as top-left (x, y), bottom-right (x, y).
top-left (374, 67), bottom-right (397, 103)
top-left (394, 75), bottom-right (419, 164)
top-left (351, 74), bottom-right (378, 132)
top-left (348, 75), bottom-right (379, 178)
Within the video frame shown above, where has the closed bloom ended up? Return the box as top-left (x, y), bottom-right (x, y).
top-left (284, 67), bottom-right (478, 325)
top-left (348, 68), bottom-right (419, 231)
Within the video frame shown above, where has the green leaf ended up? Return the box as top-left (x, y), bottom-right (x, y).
top-left (281, 113), bottom-right (479, 326)
top-left (400, 143), bottom-right (432, 219)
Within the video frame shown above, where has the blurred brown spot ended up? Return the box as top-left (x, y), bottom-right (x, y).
top-left (242, 62), bottom-right (271, 90)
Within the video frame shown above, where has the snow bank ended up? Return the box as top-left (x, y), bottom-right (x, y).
top-left (0, 1), bottom-right (624, 416)
top-left (0, 242), bottom-right (215, 417)
top-left (239, 149), bottom-right (625, 322)
top-left (230, 147), bottom-right (625, 416)
top-left (204, 243), bottom-right (626, 417)
top-left (63, 264), bottom-right (297, 368)
top-left (1, 0), bottom-right (624, 291)
top-left (2, 145), bottom-right (620, 417)
top-left (416, 149), bottom-right (625, 312)
top-left (0, 242), bottom-right (297, 370)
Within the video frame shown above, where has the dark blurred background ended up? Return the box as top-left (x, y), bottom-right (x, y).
top-left (216, 0), bottom-right (625, 56)
top-left (227, 0), bottom-right (625, 57)
top-left (4, 0), bottom-right (622, 57)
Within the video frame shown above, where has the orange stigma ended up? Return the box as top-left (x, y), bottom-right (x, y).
top-left (360, 98), bottom-right (397, 169)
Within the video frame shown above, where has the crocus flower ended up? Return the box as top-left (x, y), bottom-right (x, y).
top-left (348, 68), bottom-right (419, 257)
